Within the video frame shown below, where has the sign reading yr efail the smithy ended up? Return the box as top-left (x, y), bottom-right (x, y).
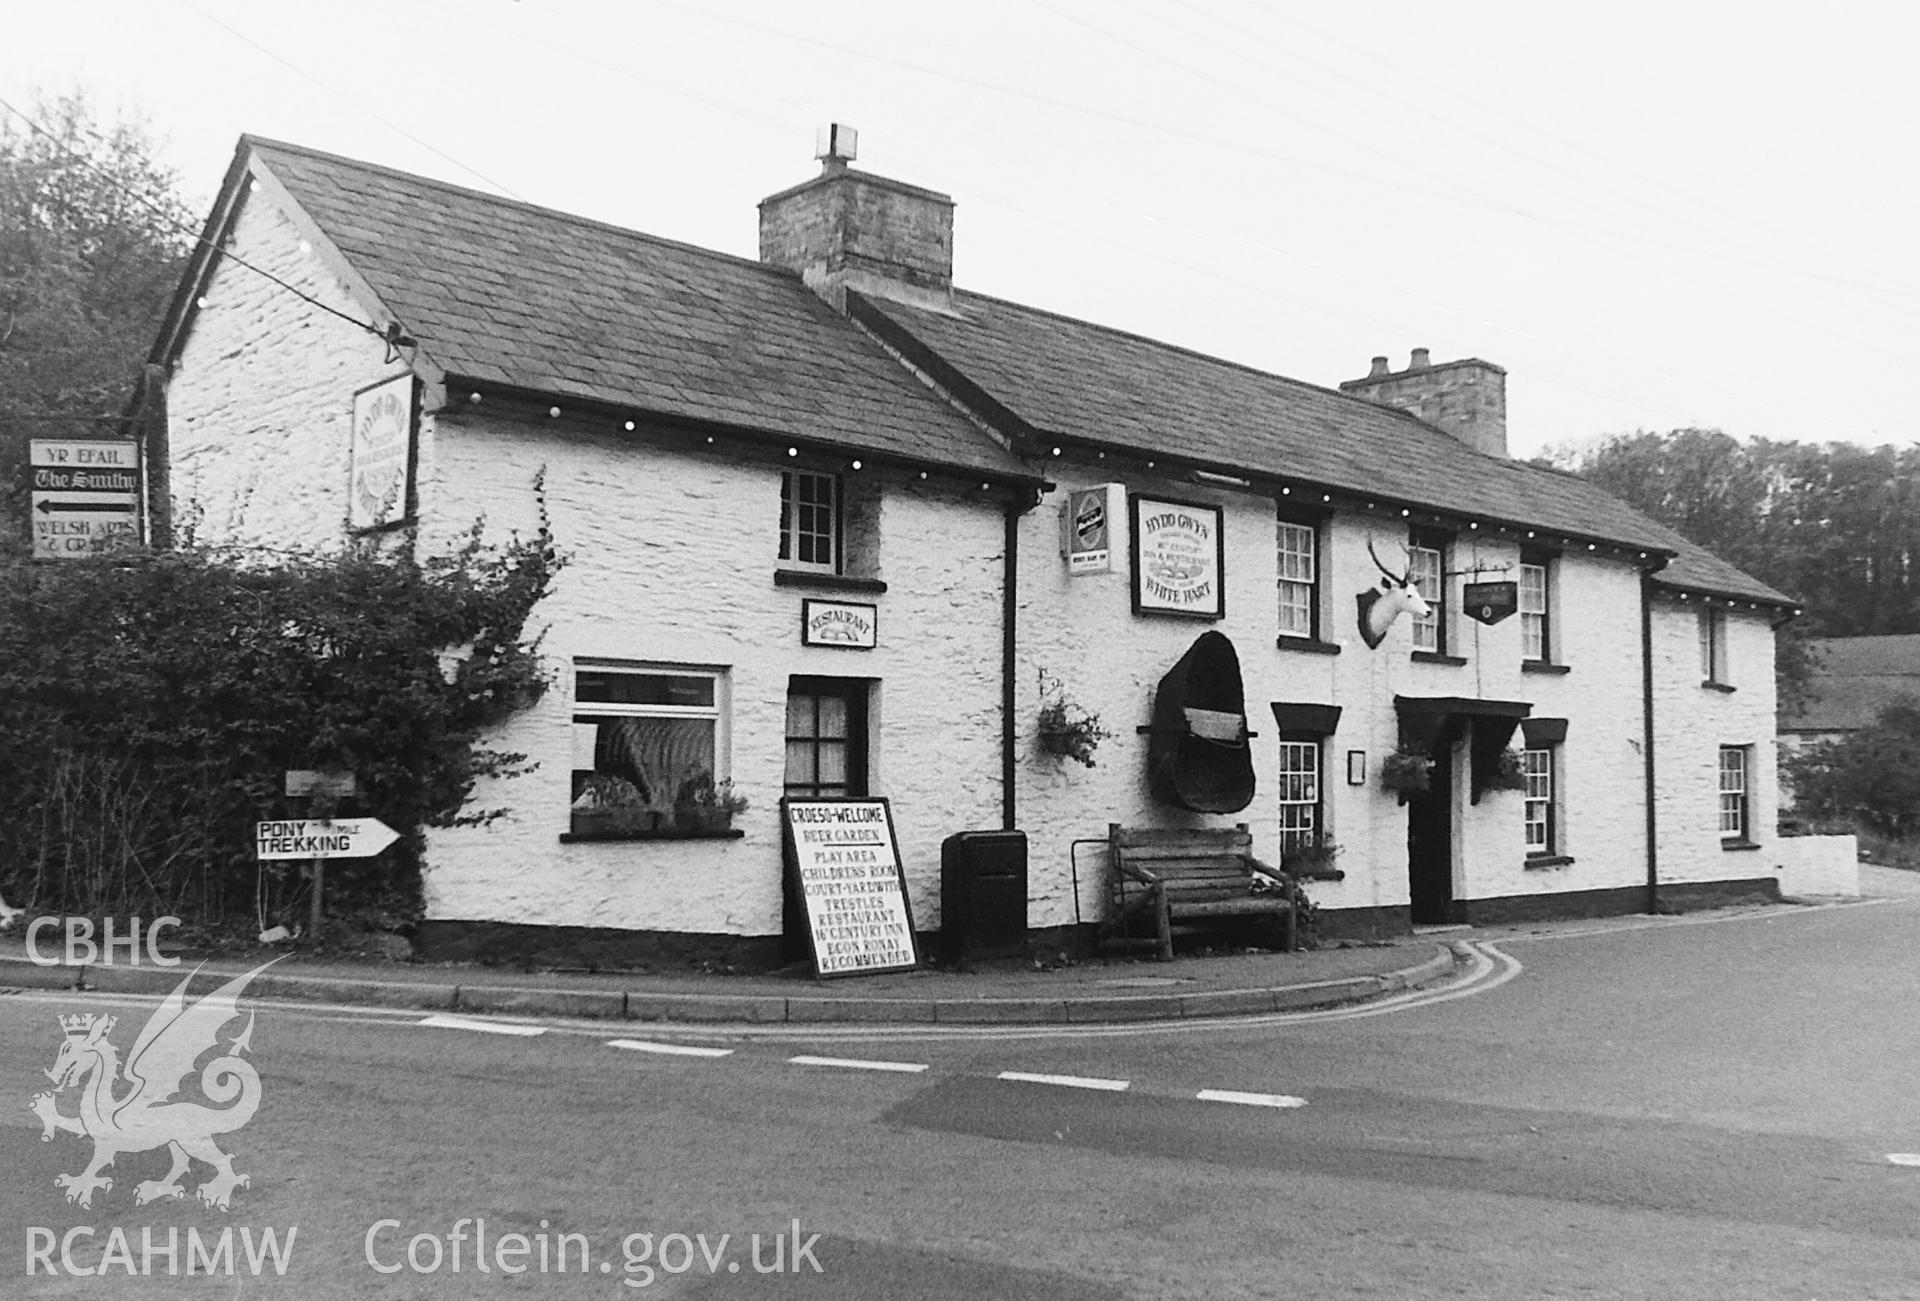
top-left (1130, 494), bottom-right (1225, 619)
top-left (781, 798), bottom-right (919, 978)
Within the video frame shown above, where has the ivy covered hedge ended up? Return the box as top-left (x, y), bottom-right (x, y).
top-left (0, 527), bottom-right (557, 941)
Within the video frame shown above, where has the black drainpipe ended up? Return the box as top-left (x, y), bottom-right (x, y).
top-left (1002, 499), bottom-right (1021, 831)
top-left (1002, 485), bottom-right (1048, 830)
top-left (1640, 571), bottom-right (1659, 914)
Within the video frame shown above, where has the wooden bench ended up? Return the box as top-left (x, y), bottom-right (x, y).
top-left (1107, 823), bottom-right (1295, 961)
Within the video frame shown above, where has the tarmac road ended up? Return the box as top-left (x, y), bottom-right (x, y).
top-left (2, 876), bottom-right (1918, 1298)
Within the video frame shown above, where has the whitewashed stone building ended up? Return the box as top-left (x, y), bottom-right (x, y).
top-left (150, 132), bottom-right (1796, 965)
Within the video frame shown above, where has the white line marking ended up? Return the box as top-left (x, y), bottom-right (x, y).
top-left (1887, 1153), bottom-right (1920, 1166)
top-left (607, 1039), bottom-right (734, 1058)
top-left (998, 1071), bottom-right (1130, 1091)
top-left (417, 1014), bottom-right (545, 1036)
top-left (1197, 1089), bottom-right (1308, 1108)
top-left (788, 1054), bottom-right (928, 1073)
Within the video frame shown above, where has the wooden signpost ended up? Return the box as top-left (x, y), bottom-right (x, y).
top-left (780, 797), bottom-right (919, 978)
top-left (260, 770), bottom-right (393, 940)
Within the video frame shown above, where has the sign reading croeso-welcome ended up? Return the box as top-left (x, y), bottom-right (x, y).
top-left (781, 798), bottom-right (918, 978)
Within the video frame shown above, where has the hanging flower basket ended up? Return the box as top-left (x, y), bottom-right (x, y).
top-left (1378, 747), bottom-right (1433, 802)
top-left (1037, 699), bottom-right (1113, 768)
top-left (1484, 748), bottom-right (1529, 794)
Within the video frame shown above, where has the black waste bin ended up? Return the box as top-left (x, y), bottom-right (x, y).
top-left (940, 830), bottom-right (1029, 966)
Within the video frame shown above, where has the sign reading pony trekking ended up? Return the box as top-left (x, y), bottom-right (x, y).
top-left (1130, 494), bottom-right (1225, 619)
top-left (780, 798), bottom-right (918, 978)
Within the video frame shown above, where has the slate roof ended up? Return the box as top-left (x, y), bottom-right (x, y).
top-left (1781, 635), bottom-right (1920, 732)
top-left (171, 138), bottom-right (1785, 605)
top-left (218, 138), bottom-right (1036, 483)
top-left (859, 291), bottom-right (1789, 605)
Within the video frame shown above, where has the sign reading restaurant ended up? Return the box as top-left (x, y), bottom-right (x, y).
top-left (1130, 494), bottom-right (1225, 619)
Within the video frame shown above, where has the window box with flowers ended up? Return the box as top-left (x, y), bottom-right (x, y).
top-left (672, 774), bottom-right (749, 834)
top-left (1280, 835), bottom-right (1345, 882)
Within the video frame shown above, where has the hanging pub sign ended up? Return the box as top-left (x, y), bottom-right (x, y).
top-left (1131, 494), bottom-right (1225, 619)
top-left (781, 797), bottom-right (919, 978)
top-left (1061, 483), bottom-right (1120, 575)
top-left (1464, 581), bottom-right (1519, 625)
top-left (349, 372), bottom-right (416, 532)
top-left (801, 599), bottom-right (877, 649)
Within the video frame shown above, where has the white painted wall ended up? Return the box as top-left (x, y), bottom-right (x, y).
top-left (1651, 601), bottom-right (1780, 884)
top-left (1772, 835), bottom-right (1860, 897)
top-left (167, 174), bottom-right (1010, 941)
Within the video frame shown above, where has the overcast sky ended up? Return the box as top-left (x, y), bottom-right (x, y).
top-left (6, 1), bottom-right (1915, 460)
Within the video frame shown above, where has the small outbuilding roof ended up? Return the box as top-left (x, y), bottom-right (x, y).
top-left (1781, 634), bottom-right (1920, 733)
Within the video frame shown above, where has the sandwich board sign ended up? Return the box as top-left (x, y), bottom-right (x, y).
top-left (781, 798), bottom-right (919, 978)
top-left (30, 440), bottom-right (142, 560)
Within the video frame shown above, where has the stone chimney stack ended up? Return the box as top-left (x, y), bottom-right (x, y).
top-left (1339, 349), bottom-right (1508, 459)
top-left (758, 124), bottom-right (955, 313)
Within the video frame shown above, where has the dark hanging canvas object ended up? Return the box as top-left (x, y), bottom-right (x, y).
top-left (1147, 631), bottom-right (1256, 813)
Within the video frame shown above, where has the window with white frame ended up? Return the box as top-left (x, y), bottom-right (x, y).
top-left (1409, 535), bottom-right (1445, 653)
top-left (1519, 554), bottom-right (1551, 663)
top-left (779, 470), bottom-right (840, 573)
top-left (1276, 517), bottom-right (1317, 639)
top-left (1700, 607), bottom-right (1729, 684)
top-left (1276, 738), bottom-right (1321, 854)
top-left (571, 664), bottom-right (727, 830)
top-left (1718, 745), bottom-right (1749, 841)
top-left (1524, 747), bottom-right (1556, 855)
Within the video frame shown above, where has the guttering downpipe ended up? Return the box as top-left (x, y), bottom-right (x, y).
top-left (1003, 485), bottom-right (1049, 830)
top-left (1640, 569), bottom-right (1660, 914)
top-left (1003, 499), bottom-right (1020, 830)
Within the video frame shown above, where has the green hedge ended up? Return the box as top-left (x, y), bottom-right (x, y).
top-left (0, 526), bottom-right (557, 937)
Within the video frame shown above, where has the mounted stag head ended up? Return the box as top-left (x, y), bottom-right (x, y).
top-left (1355, 537), bottom-right (1432, 649)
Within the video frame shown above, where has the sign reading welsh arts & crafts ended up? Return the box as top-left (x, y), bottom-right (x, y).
top-left (29, 440), bottom-right (142, 560)
top-left (349, 373), bottom-right (415, 532)
top-left (1130, 494), bottom-right (1225, 619)
top-left (781, 798), bottom-right (919, 978)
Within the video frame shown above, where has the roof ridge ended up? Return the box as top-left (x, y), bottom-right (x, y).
top-left (241, 134), bottom-right (802, 285)
top-left (946, 285), bottom-right (1442, 435)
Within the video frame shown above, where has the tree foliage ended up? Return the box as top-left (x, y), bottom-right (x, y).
top-left (1784, 697), bottom-right (1920, 839)
top-left (1547, 429), bottom-right (1920, 711)
top-left (0, 90), bottom-right (193, 539)
top-left (0, 530), bottom-right (558, 940)
top-left (1548, 429), bottom-right (1920, 637)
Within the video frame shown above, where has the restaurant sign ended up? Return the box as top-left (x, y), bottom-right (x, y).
top-left (801, 599), bottom-right (877, 649)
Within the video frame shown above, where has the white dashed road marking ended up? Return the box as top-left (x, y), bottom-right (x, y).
top-left (789, 1055), bottom-right (929, 1073)
top-left (997, 1071), bottom-right (1130, 1092)
top-left (607, 1039), bottom-right (735, 1058)
top-left (1196, 1089), bottom-right (1308, 1109)
top-left (417, 1014), bottom-right (546, 1036)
